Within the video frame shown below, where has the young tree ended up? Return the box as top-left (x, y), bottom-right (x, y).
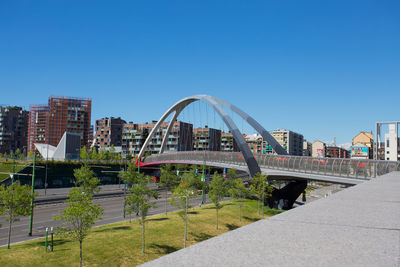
top-left (208, 172), bottom-right (227, 230)
top-left (0, 183), bottom-right (35, 249)
top-left (80, 148), bottom-right (89, 160)
top-left (250, 173), bottom-right (273, 217)
top-left (119, 163), bottom-right (145, 217)
top-left (227, 168), bottom-right (238, 179)
top-left (227, 178), bottom-right (249, 221)
top-left (170, 172), bottom-right (199, 248)
top-left (159, 164), bottom-right (179, 215)
top-left (74, 165), bottom-right (101, 195)
top-left (54, 187), bottom-right (103, 267)
top-left (124, 176), bottom-right (158, 253)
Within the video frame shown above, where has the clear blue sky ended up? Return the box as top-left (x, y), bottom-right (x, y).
top-left (1, 0), bottom-right (399, 146)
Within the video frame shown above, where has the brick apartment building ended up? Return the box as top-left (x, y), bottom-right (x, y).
top-left (326, 146), bottom-right (350, 158)
top-left (28, 96), bottom-right (92, 152)
top-left (94, 117), bottom-right (126, 149)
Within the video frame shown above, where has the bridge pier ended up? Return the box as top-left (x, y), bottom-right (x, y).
top-left (267, 180), bottom-right (307, 210)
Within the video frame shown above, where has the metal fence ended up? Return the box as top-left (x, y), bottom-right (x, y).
top-left (143, 151), bottom-right (400, 180)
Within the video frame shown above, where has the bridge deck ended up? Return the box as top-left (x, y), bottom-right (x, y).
top-left (142, 172), bottom-right (400, 267)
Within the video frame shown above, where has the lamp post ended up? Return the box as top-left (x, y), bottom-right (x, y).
top-left (44, 143), bottom-right (49, 196)
top-left (28, 153), bottom-right (36, 236)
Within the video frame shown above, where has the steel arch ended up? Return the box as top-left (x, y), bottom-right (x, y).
top-left (137, 95), bottom-right (286, 177)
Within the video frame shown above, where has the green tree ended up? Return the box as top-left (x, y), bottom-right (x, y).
top-left (159, 164), bottom-right (179, 215)
top-left (124, 176), bottom-right (158, 253)
top-left (227, 178), bottom-right (249, 221)
top-left (170, 171), bottom-right (199, 248)
top-left (27, 151), bottom-right (34, 160)
top-left (250, 173), bottom-right (273, 217)
top-left (80, 148), bottom-right (89, 160)
top-left (208, 172), bottom-right (227, 229)
top-left (227, 168), bottom-right (238, 179)
top-left (88, 147), bottom-right (98, 160)
top-left (54, 187), bottom-right (103, 267)
top-left (74, 165), bottom-right (101, 195)
top-left (0, 183), bottom-right (35, 249)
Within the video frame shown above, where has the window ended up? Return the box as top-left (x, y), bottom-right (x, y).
top-left (387, 139), bottom-right (390, 147)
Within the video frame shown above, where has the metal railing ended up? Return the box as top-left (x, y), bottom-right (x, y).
top-left (142, 151), bottom-right (400, 180)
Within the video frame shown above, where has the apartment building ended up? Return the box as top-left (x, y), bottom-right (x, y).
top-left (312, 140), bottom-right (326, 158)
top-left (303, 140), bottom-right (312, 156)
top-left (94, 117), bottom-right (126, 149)
top-left (122, 121), bottom-right (193, 156)
top-left (221, 132), bottom-right (239, 152)
top-left (326, 146), bottom-right (350, 158)
top-left (0, 106), bottom-right (29, 154)
top-left (352, 132), bottom-right (374, 159)
top-left (245, 133), bottom-right (273, 154)
top-left (271, 129), bottom-right (304, 156)
top-left (193, 127), bottom-right (221, 151)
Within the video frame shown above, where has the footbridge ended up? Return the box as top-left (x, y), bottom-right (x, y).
top-left (140, 151), bottom-right (399, 185)
top-left (136, 94), bottom-right (399, 184)
top-left (136, 94), bottom-right (399, 209)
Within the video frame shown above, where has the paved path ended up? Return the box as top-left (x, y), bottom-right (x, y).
top-left (142, 172), bottom-right (400, 267)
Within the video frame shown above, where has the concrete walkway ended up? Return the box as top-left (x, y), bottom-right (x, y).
top-left (142, 172), bottom-right (400, 267)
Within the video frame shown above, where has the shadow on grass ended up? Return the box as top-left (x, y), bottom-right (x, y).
top-left (94, 226), bottom-right (131, 233)
top-left (149, 243), bottom-right (179, 254)
top-left (25, 239), bottom-right (71, 248)
top-left (147, 217), bottom-right (169, 222)
top-left (225, 223), bottom-right (239, 231)
top-left (189, 232), bottom-right (213, 242)
top-left (243, 216), bottom-right (260, 222)
top-left (187, 211), bottom-right (198, 215)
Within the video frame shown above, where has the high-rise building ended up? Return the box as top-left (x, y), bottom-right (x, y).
top-left (122, 121), bottom-right (193, 156)
top-left (94, 117), bottom-right (126, 149)
top-left (193, 127), bottom-right (221, 151)
top-left (312, 140), bottom-right (326, 158)
top-left (271, 129), bottom-right (304, 156)
top-left (27, 104), bottom-right (49, 152)
top-left (28, 96), bottom-right (92, 152)
top-left (221, 132), bottom-right (240, 152)
top-left (0, 106), bottom-right (29, 155)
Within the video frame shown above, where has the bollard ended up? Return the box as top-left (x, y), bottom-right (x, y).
top-left (51, 227), bottom-right (54, 252)
top-left (45, 228), bottom-right (48, 252)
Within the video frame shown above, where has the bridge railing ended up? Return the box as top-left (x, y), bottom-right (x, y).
top-left (142, 151), bottom-right (400, 179)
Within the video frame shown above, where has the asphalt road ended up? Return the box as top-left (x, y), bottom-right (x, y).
top-left (0, 190), bottom-right (213, 247)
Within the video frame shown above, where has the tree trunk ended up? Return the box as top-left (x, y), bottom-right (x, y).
top-left (239, 204), bottom-right (242, 222)
top-left (7, 218), bottom-right (12, 249)
top-left (257, 199), bottom-right (260, 215)
top-left (184, 192), bottom-right (188, 248)
top-left (216, 207), bottom-right (218, 230)
top-left (165, 188), bottom-right (168, 215)
top-left (142, 220), bottom-right (145, 253)
top-left (80, 240), bottom-right (82, 267)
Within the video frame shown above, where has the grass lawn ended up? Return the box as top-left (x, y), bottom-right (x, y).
top-left (0, 199), bottom-right (282, 266)
top-left (0, 161), bottom-right (29, 181)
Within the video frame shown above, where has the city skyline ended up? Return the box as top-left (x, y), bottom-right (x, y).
top-left (1, 1), bottom-right (399, 146)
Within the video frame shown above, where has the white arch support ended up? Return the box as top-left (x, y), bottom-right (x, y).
top-left (137, 95), bottom-right (287, 177)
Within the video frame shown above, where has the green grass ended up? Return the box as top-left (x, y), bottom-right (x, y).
top-left (0, 161), bottom-right (29, 181)
top-left (0, 200), bottom-right (282, 266)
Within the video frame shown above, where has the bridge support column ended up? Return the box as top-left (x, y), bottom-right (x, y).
top-left (267, 180), bottom-right (307, 210)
